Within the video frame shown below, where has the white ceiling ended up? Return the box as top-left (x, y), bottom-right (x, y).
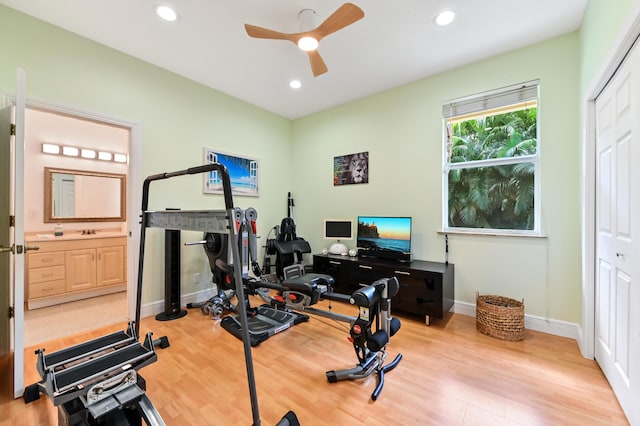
top-left (1, 0), bottom-right (588, 119)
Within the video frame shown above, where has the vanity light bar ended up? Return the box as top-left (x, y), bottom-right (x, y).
top-left (42, 143), bottom-right (60, 154)
top-left (98, 151), bottom-right (113, 161)
top-left (113, 153), bottom-right (127, 163)
top-left (81, 148), bottom-right (96, 159)
top-left (41, 143), bottom-right (128, 163)
top-left (62, 146), bottom-right (79, 156)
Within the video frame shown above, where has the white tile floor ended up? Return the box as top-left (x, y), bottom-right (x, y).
top-left (24, 291), bottom-right (128, 347)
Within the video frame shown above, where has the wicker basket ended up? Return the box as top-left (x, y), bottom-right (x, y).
top-left (476, 292), bottom-right (525, 341)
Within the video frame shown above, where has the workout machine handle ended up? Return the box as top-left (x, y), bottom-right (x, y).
top-left (141, 163), bottom-right (234, 211)
top-left (245, 208), bottom-right (262, 277)
top-left (136, 163), bottom-right (234, 338)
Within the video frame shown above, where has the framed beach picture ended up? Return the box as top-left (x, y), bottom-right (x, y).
top-left (333, 151), bottom-right (369, 186)
top-left (203, 148), bottom-right (259, 196)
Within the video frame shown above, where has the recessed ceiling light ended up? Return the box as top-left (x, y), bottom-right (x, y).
top-left (156, 5), bottom-right (178, 22)
top-left (289, 80), bottom-right (302, 89)
top-left (435, 10), bottom-right (455, 26)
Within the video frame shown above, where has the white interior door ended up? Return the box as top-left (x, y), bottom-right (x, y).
top-left (0, 97), bottom-right (13, 404)
top-left (595, 39), bottom-right (640, 425)
top-left (0, 69), bottom-right (26, 399)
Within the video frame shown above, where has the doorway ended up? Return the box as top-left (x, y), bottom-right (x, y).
top-left (583, 9), bottom-right (640, 426)
top-left (20, 103), bottom-right (140, 387)
top-left (593, 37), bottom-right (640, 424)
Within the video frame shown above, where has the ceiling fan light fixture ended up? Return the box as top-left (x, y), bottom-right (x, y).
top-left (435, 10), bottom-right (455, 26)
top-left (156, 5), bottom-right (178, 22)
top-left (297, 36), bottom-right (319, 52)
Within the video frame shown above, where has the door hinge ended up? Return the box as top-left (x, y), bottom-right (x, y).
top-left (10, 123), bottom-right (16, 136)
top-left (8, 306), bottom-right (14, 319)
top-left (9, 215), bottom-right (15, 227)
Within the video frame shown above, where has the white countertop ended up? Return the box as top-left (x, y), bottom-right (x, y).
top-left (26, 231), bottom-right (127, 242)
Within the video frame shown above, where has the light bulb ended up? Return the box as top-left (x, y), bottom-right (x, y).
top-left (435, 11), bottom-right (455, 26)
top-left (297, 36), bottom-right (319, 51)
top-left (157, 6), bottom-right (178, 22)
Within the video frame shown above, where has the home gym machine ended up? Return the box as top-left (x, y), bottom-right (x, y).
top-left (258, 264), bottom-right (403, 401)
top-left (261, 193), bottom-right (313, 281)
top-left (199, 207), bottom-right (404, 400)
top-left (23, 321), bottom-right (165, 425)
top-left (184, 207), bottom-right (309, 347)
top-left (139, 164), bottom-right (299, 425)
top-left (24, 163), bottom-right (298, 426)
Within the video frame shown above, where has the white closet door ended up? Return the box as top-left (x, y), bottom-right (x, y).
top-left (595, 38), bottom-right (640, 425)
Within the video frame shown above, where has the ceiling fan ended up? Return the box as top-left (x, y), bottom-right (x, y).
top-left (244, 3), bottom-right (365, 77)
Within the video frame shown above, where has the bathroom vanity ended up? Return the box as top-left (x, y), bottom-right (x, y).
top-left (25, 232), bottom-right (127, 310)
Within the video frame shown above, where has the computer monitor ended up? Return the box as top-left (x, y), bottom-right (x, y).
top-left (323, 219), bottom-right (352, 254)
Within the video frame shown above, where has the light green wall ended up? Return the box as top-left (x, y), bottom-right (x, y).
top-left (580, 0), bottom-right (638, 93)
top-left (575, 0), bottom-right (640, 339)
top-left (292, 33), bottom-right (582, 323)
top-left (4, 2), bottom-right (636, 327)
top-left (0, 6), bottom-right (292, 303)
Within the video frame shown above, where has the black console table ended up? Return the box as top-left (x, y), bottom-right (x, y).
top-left (313, 254), bottom-right (454, 325)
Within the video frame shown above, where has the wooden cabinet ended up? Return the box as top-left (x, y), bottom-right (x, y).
top-left (313, 254), bottom-right (454, 324)
top-left (66, 248), bottom-right (97, 292)
top-left (27, 251), bottom-right (66, 300)
top-left (97, 246), bottom-right (126, 287)
top-left (26, 235), bottom-right (127, 309)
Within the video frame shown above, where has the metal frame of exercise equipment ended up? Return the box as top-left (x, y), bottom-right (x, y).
top-left (138, 164), bottom-right (292, 426)
top-left (255, 266), bottom-right (403, 401)
top-left (24, 164), bottom-right (291, 426)
top-left (186, 204), bottom-right (404, 402)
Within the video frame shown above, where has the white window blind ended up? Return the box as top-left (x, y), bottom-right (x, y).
top-left (442, 80), bottom-right (539, 119)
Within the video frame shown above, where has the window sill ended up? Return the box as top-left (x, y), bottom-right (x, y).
top-left (438, 230), bottom-right (547, 238)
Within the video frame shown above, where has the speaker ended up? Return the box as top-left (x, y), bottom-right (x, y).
top-left (156, 209), bottom-right (187, 321)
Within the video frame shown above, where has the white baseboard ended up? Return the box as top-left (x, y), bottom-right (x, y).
top-left (140, 287), bottom-right (216, 319)
top-left (452, 300), bottom-right (579, 340)
top-left (140, 295), bottom-right (579, 341)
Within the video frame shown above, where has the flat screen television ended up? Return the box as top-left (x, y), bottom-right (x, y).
top-left (357, 216), bottom-right (412, 262)
top-left (324, 219), bottom-right (352, 255)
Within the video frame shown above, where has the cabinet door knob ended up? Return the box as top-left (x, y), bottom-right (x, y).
top-left (394, 270), bottom-right (410, 276)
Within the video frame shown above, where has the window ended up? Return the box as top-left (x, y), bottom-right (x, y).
top-left (442, 81), bottom-right (540, 234)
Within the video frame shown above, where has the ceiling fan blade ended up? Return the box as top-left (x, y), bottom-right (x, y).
top-left (312, 3), bottom-right (365, 41)
top-left (307, 50), bottom-right (328, 77)
top-left (244, 24), bottom-right (297, 43)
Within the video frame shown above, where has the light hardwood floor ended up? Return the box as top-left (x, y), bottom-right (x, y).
top-left (4, 298), bottom-right (629, 425)
top-left (23, 291), bottom-right (128, 346)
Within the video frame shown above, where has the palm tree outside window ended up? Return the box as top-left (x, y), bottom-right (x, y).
top-left (442, 81), bottom-right (540, 235)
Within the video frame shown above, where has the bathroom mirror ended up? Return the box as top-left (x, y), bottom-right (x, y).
top-left (44, 167), bottom-right (126, 223)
